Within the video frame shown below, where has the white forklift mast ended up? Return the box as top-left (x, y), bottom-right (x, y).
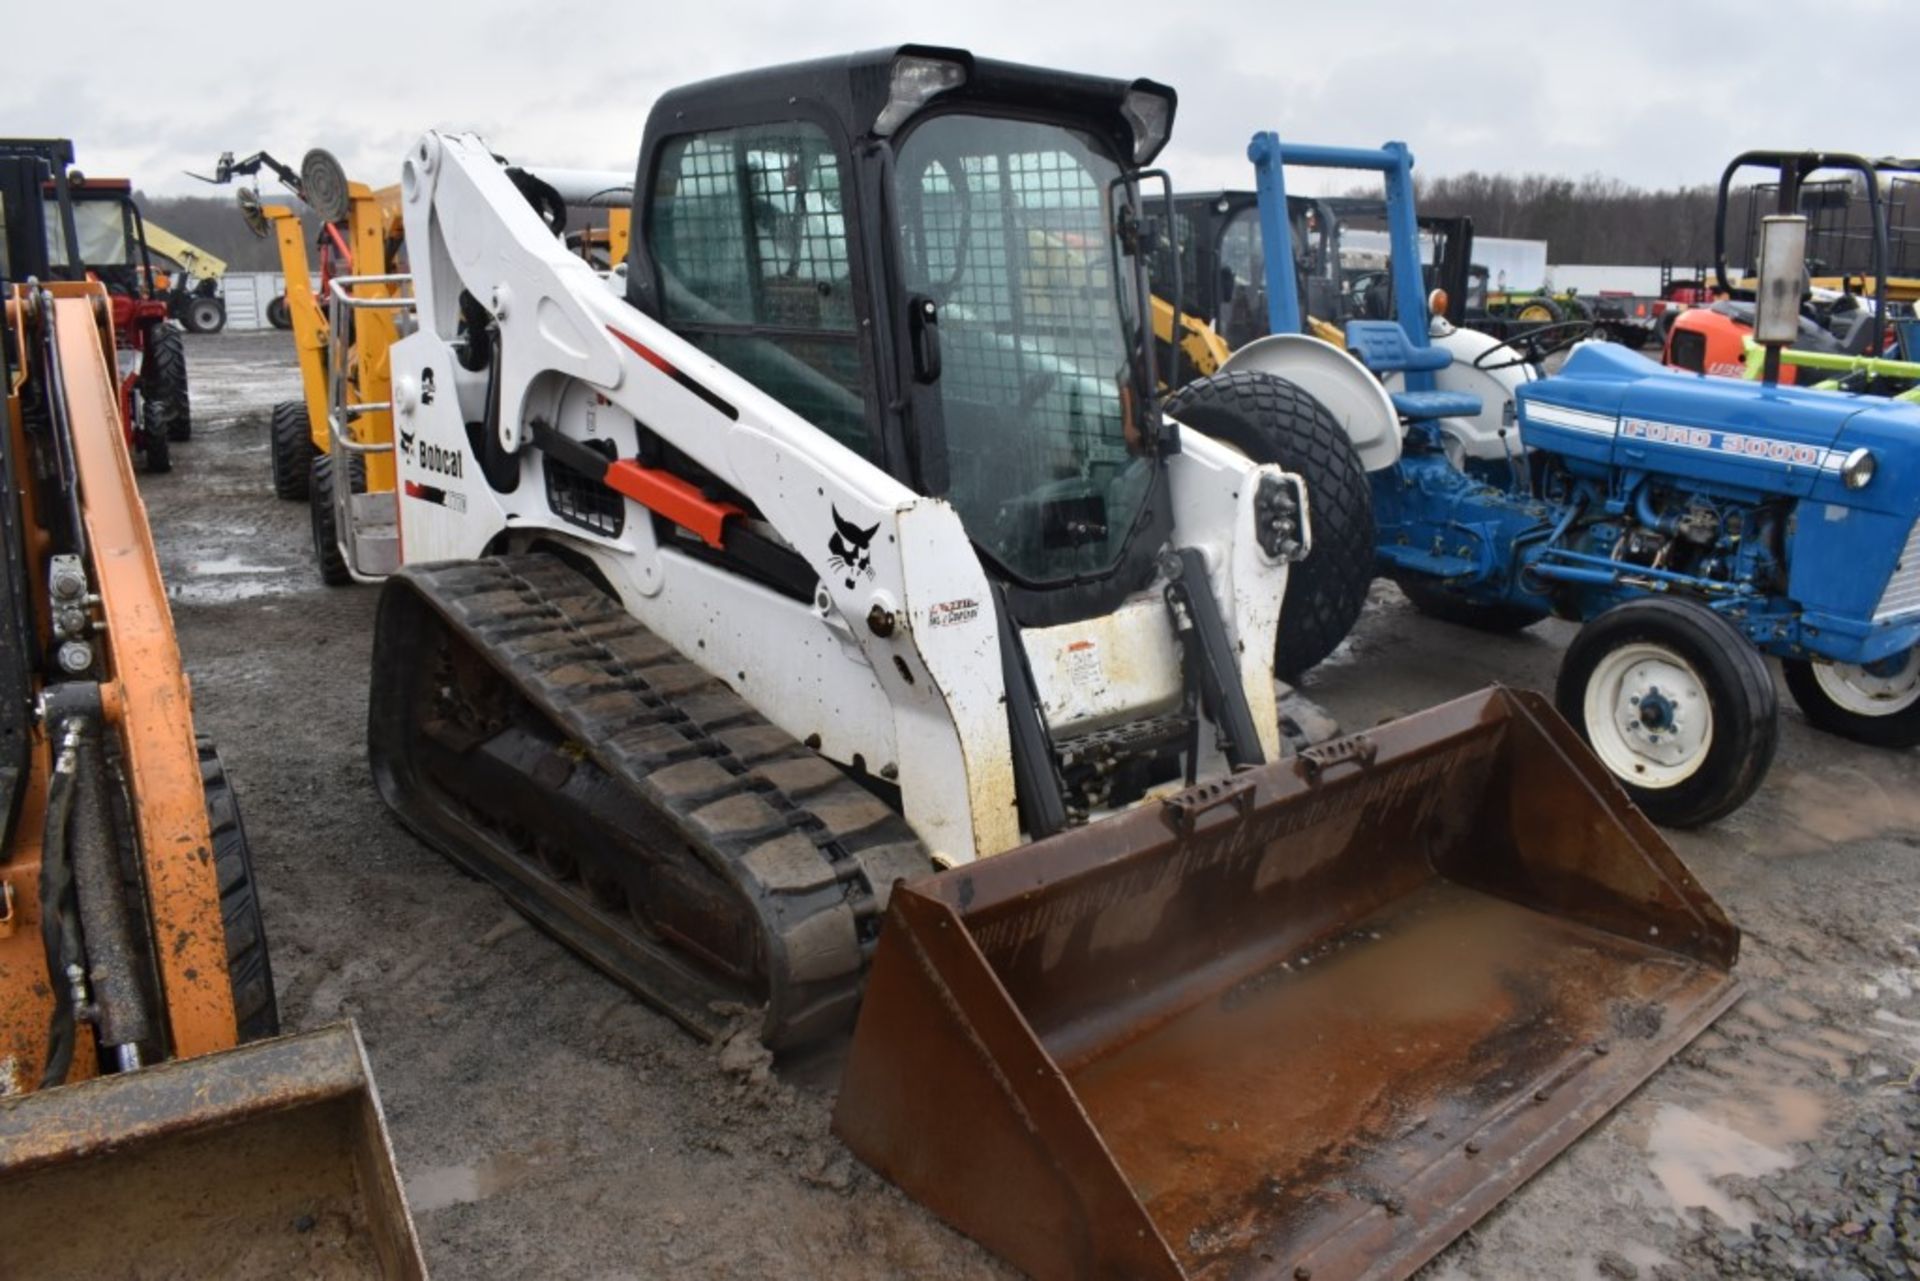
top-left (385, 127), bottom-right (1305, 865)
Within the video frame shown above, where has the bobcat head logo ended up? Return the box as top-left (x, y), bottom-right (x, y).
top-left (399, 426), bottom-right (417, 460)
top-left (827, 506), bottom-right (879, 590)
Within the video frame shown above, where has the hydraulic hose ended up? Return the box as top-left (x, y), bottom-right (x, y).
top-left (37, 718), bottom-right (86, 1089)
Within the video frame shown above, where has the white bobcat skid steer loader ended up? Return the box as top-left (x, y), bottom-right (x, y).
top-left (370, 46), bottom-right (1738, 1279)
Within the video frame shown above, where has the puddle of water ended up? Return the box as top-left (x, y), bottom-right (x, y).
top-left (190, 556), bottom-right (282, 576)
top-left (1644, 1103), bottom-right (1800, 1229)
top-left (170, 571), bottom-right (302, 605)
top-left (405, 1148), bottom-right (548, 1214)
top-left (1762, 764), bottom-right (1920, 855)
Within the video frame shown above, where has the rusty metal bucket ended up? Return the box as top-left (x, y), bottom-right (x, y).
top-left (0, 1023), bottom-right (425, 1279)
top-left (834, 687), bottom-right (1739, 1281)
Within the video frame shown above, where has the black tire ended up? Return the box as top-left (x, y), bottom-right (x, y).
top-left (310, 451), bottom-right (363, 586)
top-left (138, 397), bottom-right (172, 474)
top-left (270, 400), bottom-right (313, 500)
top-left (266, 294), bottom-right (293, 330)
top-left (142, 323), bottom-right (191, 441)
top-left (1399, 577), bottom-right (1549, 633)
top-left (185, 295), bottom-right (226, 335)
top-left (1781, 652), bottom-right (1920, 748)
top-left (1163, 370), bottom-right (1374, 680)
top-left (198, 737), bottom-right (279, 1040)
top-left (1555, 597), bottom-right (1777, 828)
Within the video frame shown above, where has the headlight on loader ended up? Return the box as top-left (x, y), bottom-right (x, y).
top-left (1843, 446), bottom-right (1877, 490)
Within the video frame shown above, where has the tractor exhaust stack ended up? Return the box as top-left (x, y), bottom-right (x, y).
top-left (835, 687), bottom-right (1738, 1280)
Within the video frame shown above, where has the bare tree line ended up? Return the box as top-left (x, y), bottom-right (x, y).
top-left (1350, 173), bottom-right (1723, 267)
top-left (141, 171), bottom-right (1762, 276)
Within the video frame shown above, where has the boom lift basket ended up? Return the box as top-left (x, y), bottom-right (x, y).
top-left (835, 687), bottom-right (1738, 1280)
top-left (0, 1024), bottom-right (425, 1278)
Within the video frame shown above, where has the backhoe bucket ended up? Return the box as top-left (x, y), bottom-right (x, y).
top-left (0, 1023), bottom-right (424, 1278)
top-left (835, 687), bottom-right (1738, 1281)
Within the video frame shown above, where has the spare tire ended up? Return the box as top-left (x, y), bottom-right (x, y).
top-left (1164, 371), bottom-right (1375, 680)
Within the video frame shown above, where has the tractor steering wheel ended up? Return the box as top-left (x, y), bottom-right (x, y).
top-left (1472, 320), bottom-right (1595, 371)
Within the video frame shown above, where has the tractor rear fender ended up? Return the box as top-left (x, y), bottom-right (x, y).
top-left (1221, 332), bottom-right (1401, 471)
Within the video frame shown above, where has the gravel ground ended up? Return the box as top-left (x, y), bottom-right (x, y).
top-left (149, 331), bottom-right (1919, 1279)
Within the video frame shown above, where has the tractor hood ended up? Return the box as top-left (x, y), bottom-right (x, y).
top-left (1516, 342), bottom-right (1920, 505)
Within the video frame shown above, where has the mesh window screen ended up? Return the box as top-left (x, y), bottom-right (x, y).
top-left (895, 114), bottom-right (1151, 584)
top-left (648, 122), bottom-right (868, 454)
top-left (1741, 177), bottom-right (1901, 283)
top-left (1888, 178), bottom-right (1920, 280)
top-left (1218, 209), bottom-right (1271, 347)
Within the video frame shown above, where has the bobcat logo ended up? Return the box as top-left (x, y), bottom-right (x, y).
top-left (827, 507), bottom-right (879, 590)
top-left (399, 426), bottom-right (416, 460)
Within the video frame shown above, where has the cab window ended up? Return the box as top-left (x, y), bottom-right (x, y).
top-left (45, 199), bottom-right (131, 267)
top-left (647, 122), bottom-right (868, 456)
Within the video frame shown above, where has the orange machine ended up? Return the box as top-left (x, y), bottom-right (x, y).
top-left (0, 141), bottom-right (421, 1276)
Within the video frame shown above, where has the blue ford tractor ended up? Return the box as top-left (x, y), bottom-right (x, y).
top-left (1170, 134), bottom-right (1920, 827)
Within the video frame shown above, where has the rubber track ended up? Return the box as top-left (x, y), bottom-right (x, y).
top-left (391, 554), bottom-right (932, 1047)
top-left (197, 737), bottom-right (279, 1041)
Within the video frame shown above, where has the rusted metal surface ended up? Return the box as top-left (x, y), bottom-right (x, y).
top-left (53, 292), bottom-right (237, 1060)
top-left (835, 686), bottom-right (1740, 1281)
top-left (0, 1022), bottom-right (426, 1278)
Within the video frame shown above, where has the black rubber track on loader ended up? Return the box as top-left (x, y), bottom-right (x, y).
top-left (198, 737), bottom-right (279, 1041)
top-left (367, 555), bottom-right (933, 1048)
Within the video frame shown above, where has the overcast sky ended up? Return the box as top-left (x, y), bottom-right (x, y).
top-left (8, 0), bottom-right (1915, 200)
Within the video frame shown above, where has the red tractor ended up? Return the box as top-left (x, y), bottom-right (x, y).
top-left (13, 140), bottom-right (191, 472)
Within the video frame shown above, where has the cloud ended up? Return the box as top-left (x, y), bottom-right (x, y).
top-left (7, 0), bottom-right (1914, 202)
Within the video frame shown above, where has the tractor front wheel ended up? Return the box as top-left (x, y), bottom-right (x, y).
top-left (138, 394), bottom-right (172, 475)
top-left (1556, 597), bottom-right (1776, 828)
top-left (1163, 370), bottom-right (1374, 681)
top-left (1782, 649), bottom-right (1920, 748)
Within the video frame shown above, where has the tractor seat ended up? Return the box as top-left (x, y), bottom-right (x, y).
top-left (1389, 388), bottom-right (1486, 421)
top-left (1343, 320), bottom-right (1484, 422)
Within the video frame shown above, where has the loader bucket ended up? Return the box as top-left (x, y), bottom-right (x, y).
top-left (835, 687), bottom-right (1739, 1281)
top-left (0, 1023), bottom-right (425, 1279)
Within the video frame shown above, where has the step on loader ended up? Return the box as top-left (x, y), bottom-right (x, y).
top-left (365, 46), bottom-right (1738, 1277)
top-left (0, 144), bottom-right (422, 1277)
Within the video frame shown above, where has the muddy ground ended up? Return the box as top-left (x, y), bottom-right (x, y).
top-left (150, 331), bottom-right (1919, 1279)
